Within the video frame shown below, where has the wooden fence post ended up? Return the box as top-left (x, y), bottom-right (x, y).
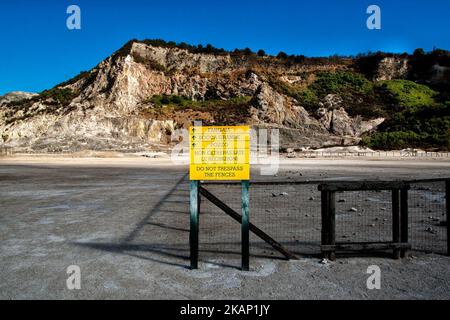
top-left (321, 190), bottom-right (336, 260)
top-left (190, 180), bottom-right (199, 269)
top-left (392, 189), bottom-right (400, 259)
top-left (241, 180), bottom-right (250, 271)
top-left (321, 190), bottom-right (329, 259)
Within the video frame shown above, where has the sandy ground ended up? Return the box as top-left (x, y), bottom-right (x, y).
top-left (0, 155), bottom-right (449, 299)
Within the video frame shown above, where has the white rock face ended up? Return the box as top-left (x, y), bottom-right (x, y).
top-left (374, 57), bottom-right (409, 81)
top-left (315, 94), bottom-right (384, 137)
top-left (0, 92), bottom-right (37, 106)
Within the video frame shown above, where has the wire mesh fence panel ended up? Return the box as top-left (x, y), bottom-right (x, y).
top-left (409, 181), bottom-right (447, 254)
top-left (199, 184), bottom-right (242, 267)
top-left (249, 184), bottom-right (321, 257)
top-left (199, 183), bottom-right (322, 261)
top-left (334, 190), bottom-right (393, 244)
top-left (197, 180), bottom-right (448, 265)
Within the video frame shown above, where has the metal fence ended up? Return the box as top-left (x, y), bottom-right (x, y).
top-left (409, 180), bottom-right (447, 254)
top-left (197, 179), bottom-right (448, 266)
top-left (0, 147), bottom-right (13, 156)
top-left (290, 151), bottom-right (450, 158)
top-left (199, 182), bottom-right (322, 264)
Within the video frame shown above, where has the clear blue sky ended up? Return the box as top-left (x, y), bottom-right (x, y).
top-left (1, 0), bottom-right (449, 95)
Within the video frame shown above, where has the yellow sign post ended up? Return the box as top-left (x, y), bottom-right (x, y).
top-left (189, 125), bottom-right (250, 181)
top-left (189, 125), bottom-right (251, 271)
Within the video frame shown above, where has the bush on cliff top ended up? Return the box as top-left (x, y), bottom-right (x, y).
top-left (38, 88), bottom-right (76, 106)
top-left (361, 103), bottom-right (450, 150)
top-left (376, 80), bottom-right (437, 109)
top-left (311, 71), bottom-right (374, 97)
top-left (147, 94), bottom-right (252, 111)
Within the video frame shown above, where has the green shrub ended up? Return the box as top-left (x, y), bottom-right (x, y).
top-left (361, 131), bottom-right (421, 150)
top-left (131, 52), bottom-right (166, 71)
top-left (38, 88), bottom-right (76, 105)
top-left (361, 103), bottom-right (450, 150)
top-left (266, 75), bottom-right (318, 107)
top-left (377, 80), bottom-right (437, 109)
top-left (284, 71), bottom-right (378, 117)
top-left (57, 71), bottom-right (91, 87)
top-left (296, 88), bottom-right (319, 108)
top-left (409, 48), bottom-right (450, 81)
top-left (143, 95), bottom-right (252, 126)
top-left (276, 51), bottom-right (288, 59)
top-left (147, 94), bottom-right (251, 111)
top-left (257, 49), bottom-right (266, 57)
top-left (143, 39), bottom-right (228, 55)
top-left (311, 71), bottom-right (373, 97)
top-left (413, 48), bottom-right (425, 56)
top-left (267, 72), bottom-right (377, 115)
top-left (361, 130), bottom-right (450, 150)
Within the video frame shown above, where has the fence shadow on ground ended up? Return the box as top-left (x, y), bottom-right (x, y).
top-left (72, 173), bottom-right (194, 268)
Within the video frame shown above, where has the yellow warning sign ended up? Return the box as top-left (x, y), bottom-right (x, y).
top-left (190, 126), bottom-right (250, 180)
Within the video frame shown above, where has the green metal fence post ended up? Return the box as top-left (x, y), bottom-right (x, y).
top-left (241, 180), bottom-right (250, 271)
top-left (190, 180), bottom-right (199, 269)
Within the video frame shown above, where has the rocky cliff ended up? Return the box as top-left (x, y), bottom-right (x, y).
top-left (0, 92), bottom-right (37, 105)
top-left (1, 40), bottom-right (448, 152)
